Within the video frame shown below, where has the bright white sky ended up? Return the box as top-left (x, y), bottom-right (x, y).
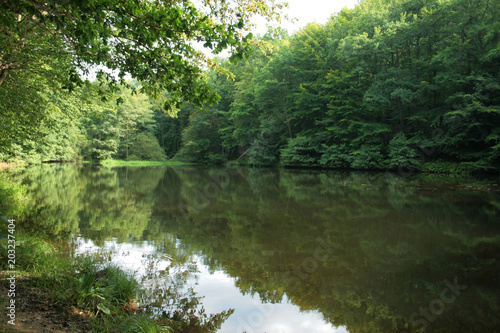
top-left (254, 0), bottom-right (360, 35)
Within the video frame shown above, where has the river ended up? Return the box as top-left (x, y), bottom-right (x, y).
top-left (20, 164), bottom-right (500, 333)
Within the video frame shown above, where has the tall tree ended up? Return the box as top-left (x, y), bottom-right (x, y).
top-left (0, 0), bottom-right (287, 109)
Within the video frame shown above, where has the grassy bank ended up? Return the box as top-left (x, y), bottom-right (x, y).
top-left (0, 230), bottom-right (168, 332)
top-left (99, 160), bottom-right (194, 167)
top-left (0, 230), bottom-right (232, 332)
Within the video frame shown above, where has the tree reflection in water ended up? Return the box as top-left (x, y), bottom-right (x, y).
top-left (22, 164), bottom-right (500, 333)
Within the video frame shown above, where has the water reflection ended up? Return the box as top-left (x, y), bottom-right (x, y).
top-left (194, 261), bottom-right (348, 333)
top-left (73, 236), bottom-right (345, 333)
top-left (21, 164), bottom-right (500, 333)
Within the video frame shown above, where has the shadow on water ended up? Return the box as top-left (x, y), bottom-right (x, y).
top-left (20, 164), bottom-right (500, 333)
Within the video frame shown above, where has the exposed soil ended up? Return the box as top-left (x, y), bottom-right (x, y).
top-left (0, 274), bottom-right (90, 333)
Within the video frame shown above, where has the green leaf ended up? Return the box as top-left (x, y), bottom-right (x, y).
top-left (97, 303), bottom-right (111, 315)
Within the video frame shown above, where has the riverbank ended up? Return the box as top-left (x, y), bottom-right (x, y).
top-left (1, 157), bottom-right (498, 176)
top-left (0, 268), bottom-right (92, 332)
top-left (99, 159), bottom-right (195, 167)
top-left (0, 232), bottom-right (233, 332)
top-left (0, 232), bottom-right (163, 332)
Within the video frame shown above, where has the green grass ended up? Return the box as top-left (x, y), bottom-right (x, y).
top-left (0, 229), bottom-right (232, 332)
top-left (0, 171), bottom-right (30, 218)
top-left (0, 231), bottom-right (167, 332)
top-left (99, 159), bottom-right (194, 167)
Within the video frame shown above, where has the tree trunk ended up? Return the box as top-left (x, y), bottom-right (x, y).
top-left (0, 70), bottom-right (8, 86)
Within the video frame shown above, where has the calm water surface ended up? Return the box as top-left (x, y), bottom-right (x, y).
top-left (22, 164), bottom-right (500, 333)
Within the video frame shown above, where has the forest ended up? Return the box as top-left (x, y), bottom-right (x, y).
top-left (1, 0), bottom-right (500, 174)
top-left (2, 1), bottom-right (499, 332)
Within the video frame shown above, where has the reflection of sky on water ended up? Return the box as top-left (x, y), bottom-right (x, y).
top-left (73, 237), bottom-right (348, 333)
top-left (73, 237), bottom-right (170, 277)
top-left (194, 261), bottom-right (348, 333)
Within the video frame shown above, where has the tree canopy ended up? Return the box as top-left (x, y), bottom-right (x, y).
top-left (2, 0), bottom-right (500, 173)
top-left (168, 0), bottom-right (500, 173)
top-left (0, 0), bottom-right (286, 106)
top-left (0, 0), bottom-right (286, 160)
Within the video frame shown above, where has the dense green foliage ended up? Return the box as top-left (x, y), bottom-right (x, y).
top-left (80, 85), bottom-right (168, 162)
top-left (4, 1), bottom-right (499, 331)
top-left (0, 81), bottom-right (170, 163)
top-left (0, 0), bottom-right (285, 106)
top-left (2, 0), bottom-right (499, 171)
top-left (167, 0), bottom-right (500, 173)
top-left (0, 0), bottom-right (285, 163)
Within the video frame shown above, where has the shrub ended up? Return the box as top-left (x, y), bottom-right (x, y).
top-left (129, 132), bottom-right (167, 161)
top-left (319, 144), bottom-right (352, 168)
top-left (248, 138), bottom-right (279, 166)
top-left (387, 133), bottom-right (419, 171)
top-left (350, 144), bottom-right (385, 170)
top-left (280, 136), bottom-right (322, 167)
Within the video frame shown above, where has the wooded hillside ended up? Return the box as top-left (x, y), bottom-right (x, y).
top-left (1, 0), bottom-right (499, 173)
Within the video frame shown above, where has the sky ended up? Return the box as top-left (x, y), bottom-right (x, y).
top-left (253, 0), bottom-right (360, 35)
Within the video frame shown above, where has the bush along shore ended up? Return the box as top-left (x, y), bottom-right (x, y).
top-left (0, 171), bottom-right (232, 333)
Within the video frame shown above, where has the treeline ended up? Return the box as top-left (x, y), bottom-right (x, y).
top-left (1, 0), bottom-right (499, 173)
top-left (173, 0), bottom-right (500, 173)
top-left (0, 81), bottom-right (169, 163)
